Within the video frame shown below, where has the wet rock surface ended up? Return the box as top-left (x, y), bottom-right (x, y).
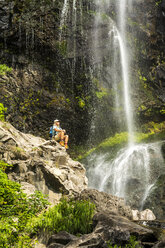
top-left (143, 174), bottom-right (165, 220)
top-left (0, 0), bottom-right (164, 145)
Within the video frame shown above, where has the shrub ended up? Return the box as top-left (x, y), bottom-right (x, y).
top-left (107, 236), bottom-right (142, 248)
top-left (0, 64), bottom-right (12, 75)
top-left (27, 197), bottom-right (96, 236)
top-left (0, 160), bottom-right (49, 247)
top-left (0, 103), bottom-right (7, 121)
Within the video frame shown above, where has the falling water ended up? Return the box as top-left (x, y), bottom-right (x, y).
top-left (59, 0), bottom-right (69, 40)
top-left (85, 0), bottom-right (165, 211)
top-left (109, 26), bottom-right (121, 116)
top-left (87, 142), bottom-right (165, 208)
top-left (118, 0), bottom-right (134, 144)
top-left (90, 0), bottom-right (134, 138)
top-left (72, 0), bottom-right (77, 76)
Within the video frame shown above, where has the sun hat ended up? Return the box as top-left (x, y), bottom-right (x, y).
top-left (54, 119), bottom-right (60, 122)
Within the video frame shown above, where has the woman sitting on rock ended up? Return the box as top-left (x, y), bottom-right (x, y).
top-left (53, 119), bottom-right (69, 149)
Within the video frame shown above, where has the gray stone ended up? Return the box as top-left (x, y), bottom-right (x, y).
top-left (0, 121), bottom-right (88, 204)
top-left (76, 188), bottom-right (132, 219)
top-left (47, 231), bottom-right (77, 246)
top-left (152, 241), bottom-right (165, 248)
top-left (47, 244), bottom-right (64, 248)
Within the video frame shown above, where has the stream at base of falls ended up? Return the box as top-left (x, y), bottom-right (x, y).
top-left (85, 141), bottom-right (165, 210)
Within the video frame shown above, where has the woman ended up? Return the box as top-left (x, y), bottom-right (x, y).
top-left (53, 119), bottom-right (69, 149)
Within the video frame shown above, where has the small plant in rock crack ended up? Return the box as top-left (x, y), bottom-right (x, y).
top-left (107, 236), bottom-right (142, 248)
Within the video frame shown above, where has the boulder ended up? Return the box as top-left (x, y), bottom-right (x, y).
top-left (152, 241), bottom-right (165, 248)
top-left (132, 209), bottom-right (156, 221)
top-left (140, 209), bottom-right (156, 221)
top-left (54, 212), bottom-right (157, 248)
top-left (47, 231), bottom-right (77, 247)
top-left (132, 210), bottom-right (140, 221)
top-left (47, 244), bottom-right (64, 248)
top-left (76, 188), bottom-right (133, 219)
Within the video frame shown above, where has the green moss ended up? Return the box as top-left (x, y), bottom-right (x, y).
top-left (155, 0), bottom-right (162, 6)
top-left (76, 96), bottom-right (86, 109)
top-left (0, 64), bottom-right (12, 76)
top-left (0, 103), bottom-right (7, 121)
top-left (76, 147), bottom-right (97, 161)
top-left (96, 89), bottom-right (108, 99)
top-left (98, 132), bottom-right (128, 149)
top-left (56, 40), bottom-right (67, 57)
top-left (76, 122), bottom-right (165, 160)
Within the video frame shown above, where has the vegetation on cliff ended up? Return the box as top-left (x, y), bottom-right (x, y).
top-left (0, 160), bottom-right (49, 247)
top-left (0, 160), bottom-right (95, 247)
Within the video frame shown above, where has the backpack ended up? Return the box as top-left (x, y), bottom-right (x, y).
top-left (49, 126), bottom-right (54, 138)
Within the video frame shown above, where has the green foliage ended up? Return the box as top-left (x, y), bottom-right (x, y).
top-left (0, 160), bottom-right (49, 247)
top-left (27, 198), bottom-right (95, 236)
top-left (141, 121), bottom-right (165, 135)
top-left (56, 40), bottom-right (67, 56)
top-left (0, 64), bottom-right (12, 76)
top-left (155, 0), bottom-right (162, 6)
top-left (76, 96), bottom-right (86, 109)
top-left (98, 132), bottom-right (128, 149)
top-left (96, 89), bottom-right (108, 99)
top-left (0, 103), bottom-right (7, 121)
top-left (107, 236), bottom-right (142, 248)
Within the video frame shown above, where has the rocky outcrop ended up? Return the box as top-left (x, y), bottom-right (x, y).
top-left (143, 174), bottom-right (165, 220)
top-left (46, 212), bottom-right (158, 248)
top-left (132, 209), bottom-right (156, 221)
top-left (0, 0), bottom-right (96, 144)
top-left (42, 189), bottom-right (160, 248)
top-left (75, 188), bottom-right (133, 220)
top-left (0, 121), bottom-right (88, 203)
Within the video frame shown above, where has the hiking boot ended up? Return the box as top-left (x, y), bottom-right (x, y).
top-left (59, 140), bottom-right (64, 146)
top-left (65, 144), bottom-right (69, 149)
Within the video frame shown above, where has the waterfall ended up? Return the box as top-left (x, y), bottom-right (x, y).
top-left (59, 0), bottom-right (69, 40)
top-left (118, 0), bottom-right (134, 144)
top-left (87, 142), bottom-right (165, 207)
top-left (84, 0), bottom-right (165, 211)
top-left (72, 0), bottom-right (77, 76)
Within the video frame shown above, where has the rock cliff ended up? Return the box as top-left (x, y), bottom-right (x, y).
top-left (0, 120), bottom-right (88, 203)
top-left (0, 0), bottom-right (164, 145)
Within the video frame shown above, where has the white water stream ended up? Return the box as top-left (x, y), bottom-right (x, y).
top-left (87, 142), bottom-right (165, 208)
top-left (58, 0), bottom-right (165, 209)
top-left (85, 0), bottom-right (165, 209)
top-left (59, 0), bottom-right (69, 40)
top-left (118, 0), bottom-right (134, 144)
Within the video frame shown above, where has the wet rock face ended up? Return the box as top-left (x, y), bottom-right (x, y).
top-left (0, 1), bottom-right (13, 33)
top-left (158, 0), bottom-right (165, 34)
top-left (130, 0), bottom-right (165, 123)
top-left (0, 0), bottom-right (164, 144)
top-left (0, 121), bottom-right (88, 203)
top-left (143, 174), bottom-right (165, 220)
top-left (0, 0), bottom-right (96, 144)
